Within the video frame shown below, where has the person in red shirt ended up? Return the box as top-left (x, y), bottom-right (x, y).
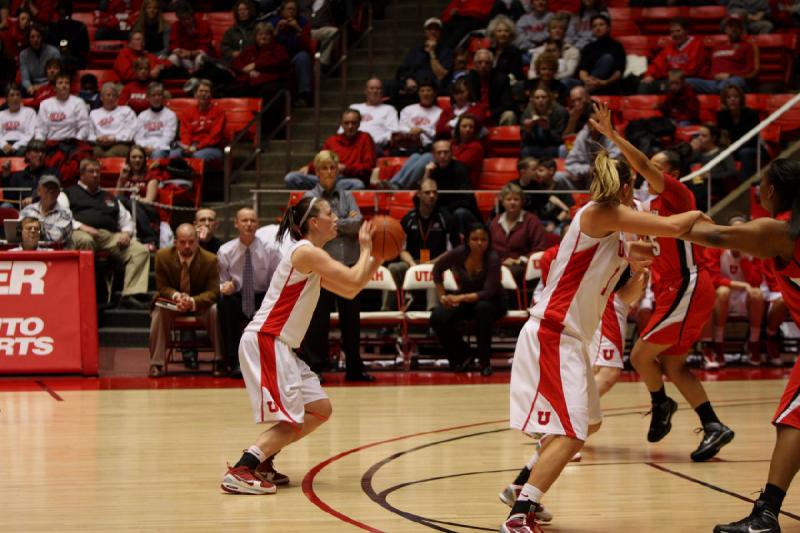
top-left (439, 0), bottom-right (494, 50)
top-left (683, 158), bottom-right (800, 533)
top-left (686, 16), bottom-right (758, 94)
top-left (230, 22), bottom-right (290, 99)
top-left (284, 109), bottom-right (373, 189)
top-left (31, 57), bottom-right (60, 109)
top-left (172, 79), bottom-right (226, 160)
top-left (639, 18), bottom-right (709, 94)
top-left (167, 2), bottom-right (213, 75)
top-left (95, 0), bottom-right (143, 40)
top-left (114, 30), bottom-right (173, 83)
top-left (119, 57), bottom-right (152, 114)
top-left (659, 69), bottom-right (700, 126)
top-left (451, 113), bottom-right (484, 187)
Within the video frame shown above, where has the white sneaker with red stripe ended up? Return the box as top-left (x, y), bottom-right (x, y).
top-left (498, 485), bottom-right (553, 523)
top-left (221, 464), bottom-right (277, 494)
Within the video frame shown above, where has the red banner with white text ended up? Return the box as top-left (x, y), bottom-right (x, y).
top-left (0, 251), bottom-right (98, 375)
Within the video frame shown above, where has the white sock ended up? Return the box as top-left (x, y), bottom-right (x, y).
top-left (246, 445), bottom-right (267, 463)
top-left (518, 483), bottom-right (544, 504)
top-left (714, 326), bottom-right (725, 343)
top-left (750, 328), bottom-right (761, 342)
top-left (525, 451), bottom-right (540, 470)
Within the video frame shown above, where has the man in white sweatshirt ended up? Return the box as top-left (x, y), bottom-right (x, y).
top-left (133, 82), bottom-right (178, 159)
top-left (395, 78), bottom-right (442, 153)
top-left (36, 73), bottom-right (91, 144)
top-left (0, 84), bottom-right (38, 156)
top-left (344, 78), bottom-right (398, 152)
top-left (89, 82), bottom-right (138, 158)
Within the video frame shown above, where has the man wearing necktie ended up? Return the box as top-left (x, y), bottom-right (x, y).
top-left (217, 207), bottom-right (281, 378)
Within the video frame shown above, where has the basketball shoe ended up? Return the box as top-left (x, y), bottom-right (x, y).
top-left (647, 396), bottom-right (678, 442)
top-left (766, 336), bottom-right (783, 367)
top-left (745, 341), bottom-right (763, 366)
top-left (713, 500), bottom-right (780, 533)
top-left (690, 422), bottom-right (735, 462)
top-left (221, 464), bottom-right (277, 494)
top-left (500, 506), bottom-right (546, 533)
top-left (498, 486), bottom-right (553, 523)
top-left (255, 455), bottom-right (290, 485)
top-left (702, 345), bottom-right (721, 370)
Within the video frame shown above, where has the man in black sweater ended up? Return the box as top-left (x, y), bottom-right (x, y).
top-left (422, 140), bottom-right (480, 235)
top-left (65, 158), bottom-right (151, 309)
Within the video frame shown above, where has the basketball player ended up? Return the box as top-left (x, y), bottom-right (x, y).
top-left (681, 158), bottom-right (799, 533)
top-left (220, 196), bottom-right (379, 495)
top-left (593, 105), bottom-right (734, 462)
top-left (503, 107), bottom-right (708, 531)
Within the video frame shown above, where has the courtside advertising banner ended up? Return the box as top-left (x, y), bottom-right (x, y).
top-left (0, 251), bottom-right (98, 375)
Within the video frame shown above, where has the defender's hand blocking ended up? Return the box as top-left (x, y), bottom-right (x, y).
top-left (627, 240), bottom-right (656, 271)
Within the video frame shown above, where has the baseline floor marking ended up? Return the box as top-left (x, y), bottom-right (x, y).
top-left (35, 381), bottom-right (63, 401)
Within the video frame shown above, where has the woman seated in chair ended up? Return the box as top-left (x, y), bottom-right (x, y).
top-left (489, 182), bottom-right (548, 289)
top-left (115, 145), bottom-right (160, 248)
top-left (431, 223), bottom-right (507, 376)
top-left (520, 87), bottom-right (568, 159)
top-left (434, 78), bottom-right (487, 140)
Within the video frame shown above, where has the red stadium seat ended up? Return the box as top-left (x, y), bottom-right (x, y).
top-left (351, 190), bottom-right (388, 217)
top-left (486, 126), bottom-right (521, 157)
top-left (752, 33), bottom-right (798, 86)
top-left (88, 40), bottom-right (126, 69)
top-left (474, 191), bottom-right (498, 220)
top-left (639, 7), bottom-right (687, 35)
top-left (165, 98), bottom-right (196, 116)
top-left (761, 94), bottom-right (800, 145)
top-left (607, 7), bottom-right (642, 37)
top-left (616, 35), bottom-right (663, 59)
top-left (388, 191), bottom-right (415, 220)
top-left (675, 125), bottom-right (702, 143)
top-left (156, 158), bottom-right (205, 223)
top-left (99, 158), bottom-right (126, 188)
top-left (697, 94), bottom-right (720, 123)
top-left (478, 157), bottom-right (518, 190)
top-left (375, 157), bottom-right (409, 181)
top-left (71, 12), bottom-right (96, 39)
top-left (688, 6), bottom-right (727, 34)
top-left (216, 98), bottom-right (262, 147)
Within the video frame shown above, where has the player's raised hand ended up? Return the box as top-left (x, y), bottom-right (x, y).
top-left (359, 219), bottom-right (374, 250)
top-left (589, 101), bottom-right (614, 137)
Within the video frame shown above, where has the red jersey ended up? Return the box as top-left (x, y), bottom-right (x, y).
top-left (119, 80), bottom-right (150, 114)
top-left (767, 213), bottom-right (800, 326)
top-left (645, 36), bottom-right (709, 80)
top-left (710, 39), bottom-right (756, 78)
top-left (638, 174), bottom-right (709, 289)
top-left (705, 248), bottom-right (763, 289)
top-left (178, 102), bottom-right (226, 149)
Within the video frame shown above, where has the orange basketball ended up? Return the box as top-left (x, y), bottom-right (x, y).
top-left (370, 215), bottom-right (404, 261)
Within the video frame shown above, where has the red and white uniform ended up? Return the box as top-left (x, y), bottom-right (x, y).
top-left (240, 240), bottom-right (326, 425)
top-left (134, 107), bottom-right (178, 153)
top-left (89, 105), bottom-right (138, 143)
top-left (770, 213), bottom-right (800, 429)
top-left (0, 106), bottom-right (37, 149)
top-left (638, 175), bottom-right (714, 355)
top-left (707, 247), bottom-right (764, 315)
top-left (35, 95), bottom-right (90, 142)
top-left (511, 203), bottom-right (628, 440)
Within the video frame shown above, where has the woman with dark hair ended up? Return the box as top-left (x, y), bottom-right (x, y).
top-left (717, 84), bottom-right (763, 181)
top-left (220, 195), bottom-right (379, 496)
top-left (431, 223), bottom-right (507, 376)
top-left (115, 144), bottom-right (160, 247)
top-left (684, 158), bottom-right (800, 533)
top-left (520, 87), bottom-right (567, 158)
top-left (435, 78), bottom-right (487, 139)
top-left (19, 24), bottom-right (60, 96)
top-left (566, 0), bottom-right (608, 50)
top-left (451, 113), bottom-right (484, 187)
top-left (220, 0), bottom-right (257, 63)
top-left (488, 14), bottom-right (523, 81)
top-left (132, 0), bottom-right (170, 57)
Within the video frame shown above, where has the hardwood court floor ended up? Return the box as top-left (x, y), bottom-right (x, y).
top-left (1, 377), bottom-right (798, 532)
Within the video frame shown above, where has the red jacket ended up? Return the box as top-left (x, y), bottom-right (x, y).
top-left (309, 132), bottom-right (376, 182)
top-left (96, 0), bottom-right (143, 30)
top-left (646, 36), bottom-right (709, 79)
top-left (452, 139), bottom-right (484, 188)
top-left (489, 211), bottom-right (547, 261)
top-left (660, 83), bottom-right (700, 124)
top-left (119, 80), bottom-right (150, 114)
top-left (12, 0), bottom-right (59, 25)
top-left (434, 102), bottom-right (488, 139)
top-left (441, 0), bottom-right (494, 23)
top-left (113, 47), bottom-right (172, 82)
top-left (169, 16), bottom-right (213, 55)
top-left (705, 248), bottom-right (763, 289)
top-left (178, 102), bottom-right (226, 149)
top-left (32, 83), bottom-right (56, 109)
top-left (710, 39), bottom-right (757, 79)
top-left (231, 42), bottom-right (291, 87)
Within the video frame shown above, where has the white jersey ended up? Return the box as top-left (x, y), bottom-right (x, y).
top-left (134, 107), bottom-right (178, 151)
top-left (244, 239), bottom-right (321, 348)
top-left (530, 202), bottom-right (628, 343)
top-left (89, 105), bottom-right (137, 143)
top-left (0, 106), bottom-right (37, 149)
top-left (35, 95), bottom-right (90, 141)
top-left (720, 249), bottom-right (747, 283)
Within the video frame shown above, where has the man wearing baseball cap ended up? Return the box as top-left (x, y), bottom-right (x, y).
top-left (394, 17), bottom-right (453, 92)
top-left (685, 15), bottom-right (757, 94)
top-left (20, 174), bottom-right (74, 247)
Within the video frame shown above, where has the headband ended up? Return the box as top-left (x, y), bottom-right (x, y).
top-left (298, 197), bottom-right (318, 228)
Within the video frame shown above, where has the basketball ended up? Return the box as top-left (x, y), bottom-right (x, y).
top-left (370, 215), bottom-right (404, 261)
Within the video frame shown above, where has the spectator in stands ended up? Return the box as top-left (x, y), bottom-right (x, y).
top-left (441, 48), bottom-right (470, 90)
top-left (688, 15), bottom-right (757, 95)
top-left (149, 223), bottom-right (222, 377)
top-left (383, 177), bottom-right (460, 311)
top-left (173, 79), bottom-right (226, 161)
top-left (20, 174), bottom-right (72, 246)
top-left (94, 0), bottom-right (133, 40)
top-left (527, 51), bottom-right (567, 104)
top-left (704, 215), bottom-right (766, 367)
top-left (119, 57), bottom-right (152, 114)
top-left (78, 73), bottom-right (101, 111)
top-left (432, 223), bottom-right (506, 375)
top-left (30, 57), bottom-right (60, 108)
top-left (270, 0), bottom-right (313, 106)
top-left (717, 84), bottom-right (762, 181)
top-left (451, 113), bottom-right (484, 187)
top-left (558, 111), bottom-right (620, 188)
top-left (639, 18), bottom-right (708, 94)
top-left (727, 0), bottom-right (774, 34)
top-left (0, 140), bottom-right (55, 207)
top-left (65, 158), bottom-right (151, 309)
top-left (114, 145), bottom-right (159, 248)
top-left (530, 15), bottom-right (580, 83)
top-left (466, 49), bottom-right (515, 125)
top-left (134, 82), bottom-right (178, 159)
top-left (526, 157), bottom-right (574, 230)
top-left (434, 78), bottom-right (488, 139)
top-left (395, 18), bottom-right (453, 92)
top-left (576, 13), bottom-right (625, 95)
top-left (392, 78), bottom-right (443, 155)
top-left (7, 9), bottom-right (31, 55)
top-left (167, 2), bottom-right (213, 75)
top-left (217, 207), bottom-right (280, 377)
top-left (489, 182), bottom-right (547, 288)
top-left (230, 22), bottom-right (291, 104)
top-left (520, 87), bottom-right (568, 158)
top-left (488, 14), bottom-right (524, 81)
top-left (303, 0), bottom-right (339, 69)
top-left (11, 216), bottom-right (45, 251)
top-left (19, 24), bottom-right (60, 97)
top-left (115, 31), bottom-right (174, 83)
top-left (440, 0), bottom-right (494, 50)
top-left (221, 0), bottom-right (258, 63)
top-left (46, 1), bottom-right (89, 75)
top-left (89, 83), bottom-right (137, 158)
top-left (132, 0), bottom-right (170, 57)
top-left (422, 139), bottom-right (479, 233)
top-left (195, 208), bottom-right (223, 254)
top-left (285, 109), bottom-right (373, 189)
top-left (660, 69), bottom-right (700, 126)
top-left (688, 123), bottom-right (738, 209)
top-left (562, 84), bottom-right (592, 138)
top-left (0, 84), bottom-right (37, 156)
top-left (301, 149), bottom-right (374, 381)
top-left (566, 0), bottom-right (607, 50)
top-left (515, 0), bottom-right (553, 53)
top-left (346, 77), bottom-right (398, 152)
top-left (21, 0), bottom-right (58, 26)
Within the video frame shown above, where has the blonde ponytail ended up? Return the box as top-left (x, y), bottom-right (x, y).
top-left (590, 151), bottom-right (631, 204)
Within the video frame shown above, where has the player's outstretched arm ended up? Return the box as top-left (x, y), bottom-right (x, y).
top-left (683, 217), bottom-right (795, 260)
top-left (585, 203), bottom-right (705, 239)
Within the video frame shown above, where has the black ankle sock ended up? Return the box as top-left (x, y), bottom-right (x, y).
top-left (650, 386), bottom-right (667, 404)
top-left (513, 466), bottom-right (531, 486)
top-left (234, 451), bottom-right (261, 470)
top-left (695, 401), bottom-right (721, 426)
top-left (510, 499), bottom-right (532, 516)
top-left (761, 483), bottom-right (786, 515)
